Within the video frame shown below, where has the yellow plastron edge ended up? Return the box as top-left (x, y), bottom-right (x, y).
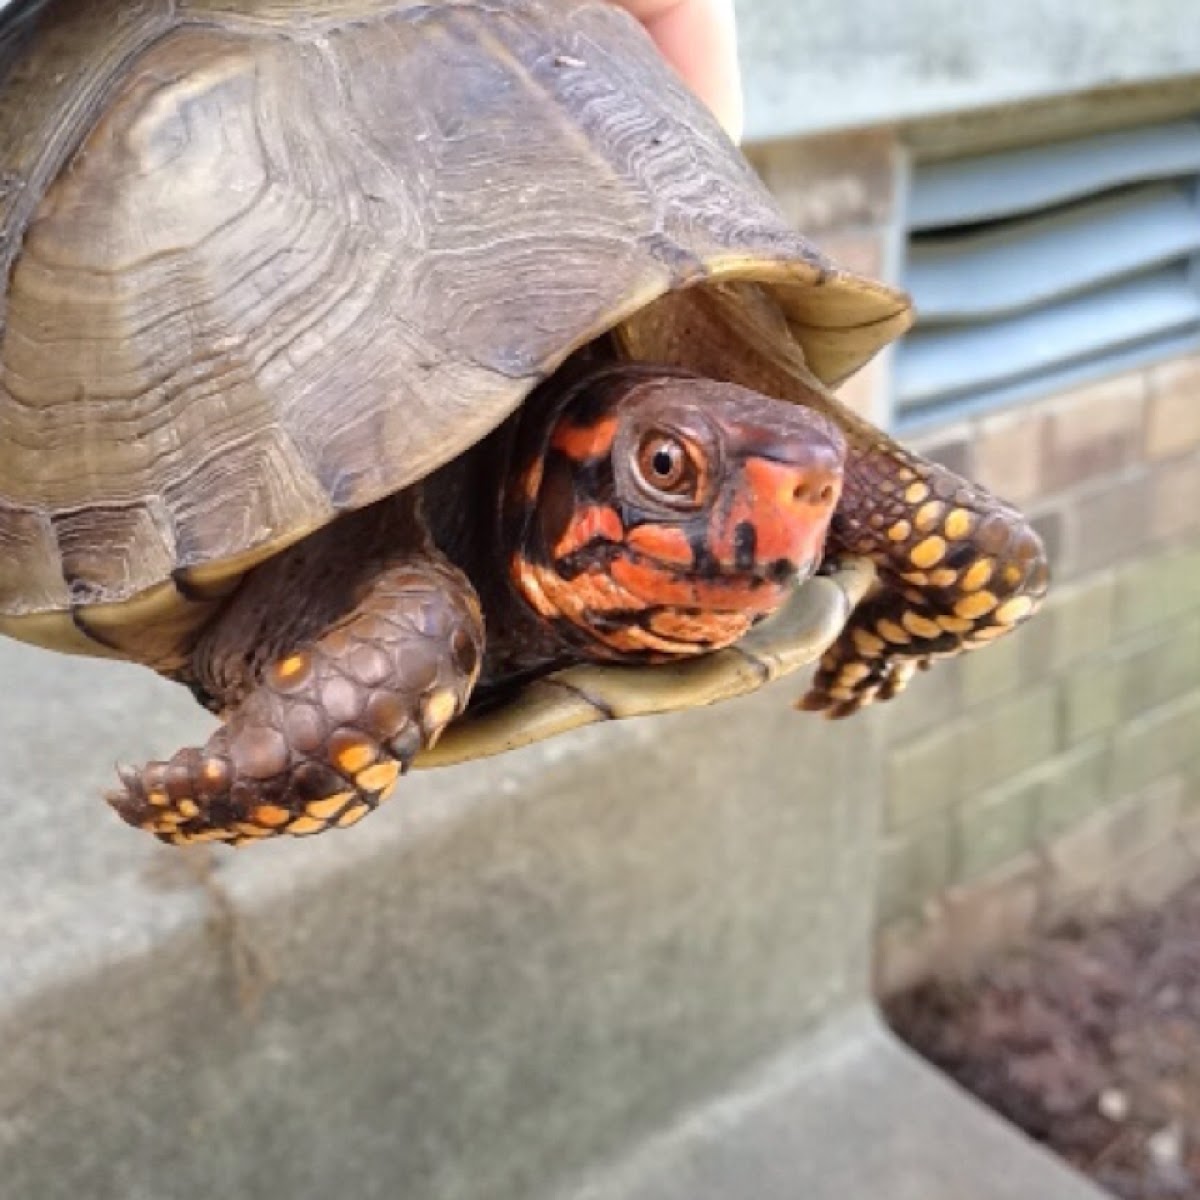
top-left (417, 556), bottom-right (876, 769)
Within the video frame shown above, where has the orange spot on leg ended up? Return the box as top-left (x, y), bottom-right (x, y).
top-left (422, 689), bottom-right (459, 731)
top-left (332, 735), bottom-right (376, 776)
top-left (910, 536), bottom-right (947, 569)
top-left (306, 792), bottom-right (355, 821)
top-left (995, 595), bottom-right (1036, 624)
top-left (357, 760), bottom-right (401, 795)
top-left (287, 815), bottom-right (326, 836)
top-left (235, 822), bottom-right (274, 838)
top-left (272, 653), bottom-right (311, 685)
top-left (961, 559), bottom-right (995, 592)
top-left (955, 591), bottom-right (998, 620)
top-left (901, 611), bottom-right (942, 639)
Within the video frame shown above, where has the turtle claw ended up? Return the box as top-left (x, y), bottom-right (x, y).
top-left (110, 763), bottom-right (141, 805)
top-left (107, 765), bottom-right (154, 826)
top-left (799, 635), bottom-right (923, 717)
top-left (107, 556), bottom-right (483, 848)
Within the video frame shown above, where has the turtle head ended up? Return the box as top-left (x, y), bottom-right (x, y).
top-left (507, 369), bottom-right (846, 662)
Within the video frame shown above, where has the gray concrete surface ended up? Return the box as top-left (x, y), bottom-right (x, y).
top-left (562, 1010), bottom-right (1105, 1200)
top-left (0, 635), bottom-right (1108, 1200)
top-left (738, 0), bottom-right (1200, 143)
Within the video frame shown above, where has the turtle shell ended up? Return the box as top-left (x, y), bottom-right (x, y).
top-left (0, 0), bottom-right (911, 667)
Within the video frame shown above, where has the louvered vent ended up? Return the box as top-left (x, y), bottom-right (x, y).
top-left (895, 119), bottom-right (1200, 426)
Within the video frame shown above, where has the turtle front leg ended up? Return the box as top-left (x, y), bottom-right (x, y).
top-left (802, 441), bottom-right (1049, 717)
top-left (108, 557), bottom-right (483, 845)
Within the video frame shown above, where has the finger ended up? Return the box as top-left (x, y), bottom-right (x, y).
top-left (615, 0), bottom-right (743, 142)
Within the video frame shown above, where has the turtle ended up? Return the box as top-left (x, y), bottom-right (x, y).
top-left (0, 0), bottom-right (1048, 848)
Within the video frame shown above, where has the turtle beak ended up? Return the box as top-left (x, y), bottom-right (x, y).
top-left (708, 436), bottom-right (844, 583)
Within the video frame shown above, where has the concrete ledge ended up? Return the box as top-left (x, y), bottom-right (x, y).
top-left (561, 1008), bottom-right (1105, 1200)
top-left (0, 630), bottom-right (1106, 1200)
top-left (1, 636), bottom-right (877, 1200)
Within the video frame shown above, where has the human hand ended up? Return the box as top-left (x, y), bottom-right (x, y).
top-left (611, 0), bottom-right (743, 143)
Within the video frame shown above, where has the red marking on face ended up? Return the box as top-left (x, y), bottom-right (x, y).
top-left (552, 505), bottom-right (625, 559)
top-left (709, 456), bottom-right (842, 571)
top-left (625, 523), bottom-right (694, 566)
top-left (550, 416), bottom-right (618, 462)
top-left (510, 369), bottom-right (849, 665)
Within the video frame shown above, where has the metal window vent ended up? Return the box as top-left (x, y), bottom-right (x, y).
top-left (895, 119), bottom-right (1200, 427)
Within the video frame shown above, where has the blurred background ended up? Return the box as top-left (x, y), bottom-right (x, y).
top-left (737, 0), bottom-right (1200, 986)
top-left (740, 7), bottom-right (1200, 1193)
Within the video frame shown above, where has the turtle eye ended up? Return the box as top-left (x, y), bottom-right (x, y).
top-left (636, 432), bottom-right (698, 498)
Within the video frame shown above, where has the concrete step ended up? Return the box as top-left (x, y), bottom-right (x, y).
top-left (560, 1009), bottom-right (1106, 1200)
top-left (0, 637), bottom-right (1104, 1200)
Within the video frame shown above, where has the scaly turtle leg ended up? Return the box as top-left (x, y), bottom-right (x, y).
top-left (108, 508), bottom-right (484, 845)
top-left (802, 438), bottom-right (1049, 717)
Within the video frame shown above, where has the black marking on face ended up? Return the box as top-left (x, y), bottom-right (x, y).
top-left (766, 558), bottom-right (796, 585)
top-left (586, 609), bottom-right (648, 635)
top-left (553, 543), bottom-right (616, 581)
top-left (733, 521), bottom-right (757, 572)
top-left (687, 530), bottom-right (721, 579)
top-left (583, 606), bottom-right (720, 655)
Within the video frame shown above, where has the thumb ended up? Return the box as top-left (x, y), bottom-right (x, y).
top-left (613, 0), bottom-right (744, 143)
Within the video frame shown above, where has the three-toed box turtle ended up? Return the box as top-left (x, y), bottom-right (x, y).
top-left (0, 0), bottom-right (1048, 846)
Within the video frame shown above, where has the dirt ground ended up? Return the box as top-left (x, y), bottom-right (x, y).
top-left (887, 879), bottom-right (1200, 1200)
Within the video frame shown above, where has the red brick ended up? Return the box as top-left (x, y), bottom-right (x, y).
top-left (972, 406), bottom-right (1047, 505)
top-left (1123, 814), bottom-right (1200, 907)
top-left (878, 817), bottom-right (954, 922)
top-left (1027, 502), bottom-right (1077, 580)
top-left (1149, 451), bottom-right (1200, 542)
top-left (1041, 373), bottom-right (1146, 492)
top-left (1071, 471), bottom-right (1153, 574)
top-left (905, 420), bottom-right (973, 478)
top-left (1146, 356), bottom-right (1200, 459)
top-left (886, 721), bottom-right (967, 829)
top-left (1038, 572), bottom-right (1116, 671)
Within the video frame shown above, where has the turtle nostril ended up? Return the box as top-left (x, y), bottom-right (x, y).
top-left (792, 479), bottom-right (838, 506)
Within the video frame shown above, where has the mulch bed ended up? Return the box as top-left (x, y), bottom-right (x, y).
top-left (886, 879), bottom-right (1200, 1200)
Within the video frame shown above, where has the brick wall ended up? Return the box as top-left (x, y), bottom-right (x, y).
top-left (876, 361), bottom-right (1200, 991)
top-left (750, 129), bottom-right (1200, 995)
